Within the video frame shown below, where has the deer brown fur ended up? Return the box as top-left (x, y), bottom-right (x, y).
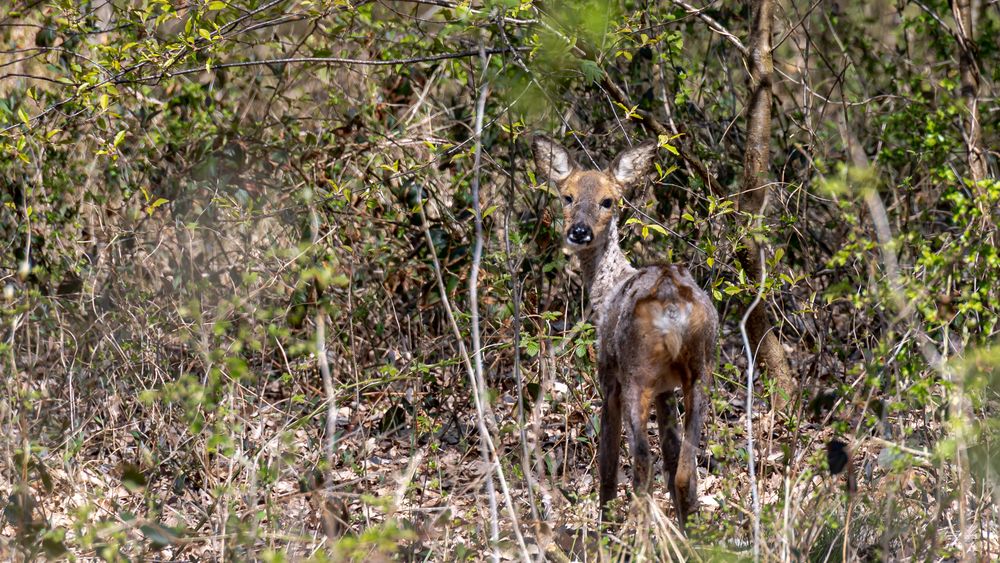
top-left (533, 135), bottom-right (718, 529)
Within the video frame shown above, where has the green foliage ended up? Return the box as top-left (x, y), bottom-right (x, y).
top-left (1, 0), bottom-right (998, 560)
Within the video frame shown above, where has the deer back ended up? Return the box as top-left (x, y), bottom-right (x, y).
top-left (598, 263), bottom-right (717, 386)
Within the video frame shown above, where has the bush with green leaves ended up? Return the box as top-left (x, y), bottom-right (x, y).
top-left (1, 0), bottom-right (997, 560)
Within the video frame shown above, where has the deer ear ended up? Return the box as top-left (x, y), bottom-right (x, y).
top-left (532, 135), bottom-right (577, 183)
top-left (609, 141), bottom-right (657, 185)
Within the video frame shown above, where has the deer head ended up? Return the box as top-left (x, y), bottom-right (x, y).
top-left (532, 135), bottom-right (657, 250)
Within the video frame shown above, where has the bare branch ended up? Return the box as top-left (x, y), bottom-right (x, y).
top-left (951, 0), bottom-right (989, 185)
top-left (666, 0), bottom-right (747, 56)
top-left (467, 43), bottom-right (502, 562)
top-left (911, 0), bottom-right (957, 37)
top-left (740, 243), bottom-right (765, 562)
top-left (131, 47), bottom-right (530, 82)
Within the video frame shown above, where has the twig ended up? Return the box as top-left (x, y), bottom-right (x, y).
top-left (312, 204), bottom-right (337, 471)
top-left (740, 243), bottom-right (765, 562)
top-left (911, 0), bottom-right (957, 37)
top-left (598, 75), bottom-right (725, 198)
top-left (0, 72), bottom-right (73, 84)
top-left (869, 437), bottom-right (933, 461)
top-left (419, 204), bottom-right (530, 563)
top-left (502, 118), bottom-right (541, 524)
top-left (467, 43), bottom-right (502, 561)
top-left (416, 43), bottom-right (529, 562)
top-left (666, 0), bottom-right (748, 56)
top-left (132, 48), bottom-right (530, 82)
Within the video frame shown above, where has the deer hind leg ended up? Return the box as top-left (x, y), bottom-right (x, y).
top-left (624, 383), bottom-right (655, 496)
top-left (655, 391), bottom-right (682, 509)
top-left (675, 365), bottom-right (707, 529)
top-left (598, 373), bottom-right (622, 519)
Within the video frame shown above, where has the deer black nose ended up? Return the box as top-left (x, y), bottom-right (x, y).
top-left (567, 224), bottom-right (593, 245)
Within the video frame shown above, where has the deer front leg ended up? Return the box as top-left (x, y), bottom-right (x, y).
top-left (624, 383), bottom-right (655, 496)
top-left (675, 374), bottom-right (706, 529)
top-left (598, 373), bottom-right (622, 519)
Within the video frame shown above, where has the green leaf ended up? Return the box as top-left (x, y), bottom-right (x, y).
top-left (208, 1), bottom-right (227, 9)
top-left (579, 60), bottom-right (603, 84)
top-left (646, 223), bottom-right (668, 237)
top-left (723, 284), bottom-right (742, 296)
top-left (657, 134), bottom-right (683, 157)
top-left (145, 198), bottom-right (169, 215)
top-left (42, 534), bottom-right (68, 558)
top-left (113, 130), bottom-right (127, 147)
top-left (121, 464), bottom-right (147, 491)
top-left (140, 524), bottom-right (180, 548)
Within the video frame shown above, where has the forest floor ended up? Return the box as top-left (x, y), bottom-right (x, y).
top-left (6, 321), bottom-right (994, 561)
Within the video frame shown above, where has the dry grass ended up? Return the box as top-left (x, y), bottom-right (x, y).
top-left (3, 250), bottom-right (997, 560)
top-left (2, 3), bottom-right (999, 561)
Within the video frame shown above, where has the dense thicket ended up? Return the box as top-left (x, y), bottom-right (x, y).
top-left (1, 0), bottom-right (998, 560)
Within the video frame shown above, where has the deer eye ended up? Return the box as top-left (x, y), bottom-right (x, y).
top-left (563, 195), bottom-right (573, 204)
top-left (601, 198), bottom-right (613, 209)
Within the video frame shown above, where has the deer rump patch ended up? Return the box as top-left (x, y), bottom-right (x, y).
top-left (599, 265), bottom-right (713, 382)
top-left (635, 299), bottom-right (692, 359)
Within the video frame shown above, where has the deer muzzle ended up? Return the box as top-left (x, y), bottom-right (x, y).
top-left (567, 223), bottom-right (594, 246)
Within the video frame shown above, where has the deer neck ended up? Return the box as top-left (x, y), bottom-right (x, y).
top-left (578, 220), bottom-right (636, 319)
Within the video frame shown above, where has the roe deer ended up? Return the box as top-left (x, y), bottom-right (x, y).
top-left (533, 135), bottom-right (718, 529)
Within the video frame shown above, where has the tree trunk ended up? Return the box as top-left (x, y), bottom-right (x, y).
top-left (952, 0), bottom-right (987, 184)
top-left (602, 0), bottom-right (795, 410)
top-left (737, 0), bottom-right (795, 410)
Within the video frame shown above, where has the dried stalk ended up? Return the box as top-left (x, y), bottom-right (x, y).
top-left (740, 243), bottom-right (766, 561)
top-left (467, 44), bottom-right (502, 560)
top-left (415, 42), bottom-right (530, 563)
top-left (305, 199), bottom-right (337, 480)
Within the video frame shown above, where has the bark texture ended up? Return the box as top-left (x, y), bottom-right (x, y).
top-left (951, 0), bottom-right (987, 184)
top-left (737, 0), bottom-right (795, 409)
